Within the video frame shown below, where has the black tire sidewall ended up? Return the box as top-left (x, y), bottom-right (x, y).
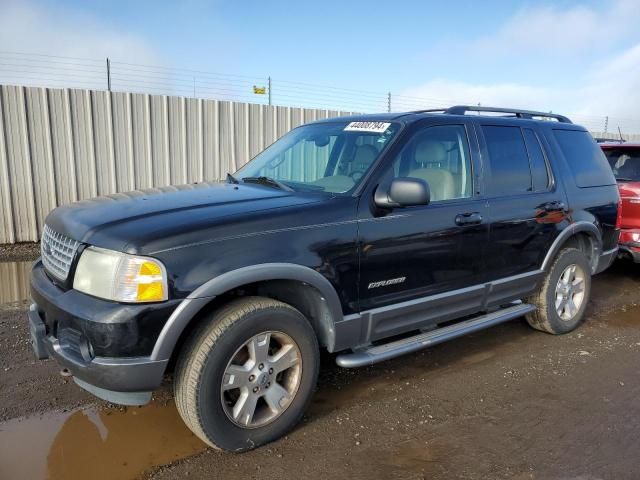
top-left (543, 249), bottom-right (592, 334)
top-left (196, 305), bottom-right (319, 451)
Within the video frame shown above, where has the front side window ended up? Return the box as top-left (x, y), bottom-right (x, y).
top-left (235, 121), bottom-right (400, 193)
top-left (386, 124), bottom-right (473, 202)
top-left (482, 125), bottom-right (532, 196)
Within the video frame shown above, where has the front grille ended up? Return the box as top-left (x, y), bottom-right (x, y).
top-left (41, 225), bottom-right (80, 281)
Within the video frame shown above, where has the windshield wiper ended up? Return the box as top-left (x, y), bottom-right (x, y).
top-left (616, 177), bottom-right (634, 182)
top-left (226, 173), bottom-right (240, 184)
top-left (242, 176), bottom-right (294, 192)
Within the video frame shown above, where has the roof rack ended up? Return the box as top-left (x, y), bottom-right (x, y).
top-left (413, 106), bottom-right (572, 124)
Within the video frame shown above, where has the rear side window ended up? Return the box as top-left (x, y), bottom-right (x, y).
top-left (482, 126), bottom-right (531, 195)
top-left (553, 130), bottom-right (616, 187)
top-left (522, 128), bottom-right (551, 191)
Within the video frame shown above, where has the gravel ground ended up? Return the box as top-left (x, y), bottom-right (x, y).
top-left (1, 256), bottom-right (640, 479)
top-left (0, 242), bottom-right (40, 262)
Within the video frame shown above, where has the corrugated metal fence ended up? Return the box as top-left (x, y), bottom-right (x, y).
top-left (0, 261), bottom-right (31, 303)
top-left (1, 83), bottom-right (639, 245)
top-left (591, 131), bottom-right (640, 142)
top-left (0, 84), bottom-right (356, 243)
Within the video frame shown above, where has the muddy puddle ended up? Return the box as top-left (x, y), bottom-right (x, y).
top-left (0, 261), bottom-right (32, 304)
top-left (0, 401), bottom-right (207, 480)
top-left (601, 305), bottom-right (640, 327)
top-left (375, 439), bottom-right (449, 471)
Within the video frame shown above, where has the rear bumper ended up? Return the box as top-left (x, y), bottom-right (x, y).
top-left (619, 244), bottom-right (640, 263)
top-left (618, 229), bottom-right (640, 263)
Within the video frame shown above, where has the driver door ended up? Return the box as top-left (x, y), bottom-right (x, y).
top-left (357, 120), bottom-right (489, 340)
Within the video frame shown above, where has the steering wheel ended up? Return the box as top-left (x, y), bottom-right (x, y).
top-left (349, 170), bottom-right (365, 182)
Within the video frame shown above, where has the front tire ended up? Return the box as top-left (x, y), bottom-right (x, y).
top-left (174, 297), bottom-right (319, 452)
top-left (526, 247), bottom-right (591, 334)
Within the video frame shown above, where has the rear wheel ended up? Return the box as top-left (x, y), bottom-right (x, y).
top-left (526, 247), bottom-right (591, 334)
top-left (174, 297), bottom-right (319, 451)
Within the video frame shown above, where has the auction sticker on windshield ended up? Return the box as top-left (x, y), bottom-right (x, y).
top-left (344, 121), bottom-right (391, 133)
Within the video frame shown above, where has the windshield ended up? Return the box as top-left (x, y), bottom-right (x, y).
top-left (603, 147), bottom-right (640, 182)
top-left (235, 121), bottom-right (400, 193)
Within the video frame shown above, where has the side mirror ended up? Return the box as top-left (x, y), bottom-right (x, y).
top-left (374, 177), bottom-right (430, 208)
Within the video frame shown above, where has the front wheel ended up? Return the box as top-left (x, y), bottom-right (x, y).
top-left (174, 297), bottom-right (319, 451)
top-left (526, 247), bottom-right (592, 334)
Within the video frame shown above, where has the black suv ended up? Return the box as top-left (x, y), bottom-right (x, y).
top-left (29, 106), bottom-right (619, 451)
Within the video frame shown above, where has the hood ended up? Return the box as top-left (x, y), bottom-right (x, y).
top-left (45, 181), bottom-right (325, 254)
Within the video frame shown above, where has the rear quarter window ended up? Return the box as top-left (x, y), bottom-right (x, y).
top-left (553, 130), bottom-right (616, 188)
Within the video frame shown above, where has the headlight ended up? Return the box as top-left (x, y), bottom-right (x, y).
top-left (73, 246), bottom-right (168, 303)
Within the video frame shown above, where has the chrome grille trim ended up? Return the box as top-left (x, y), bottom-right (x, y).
top-left (41, 225), bottom-right (80, 281)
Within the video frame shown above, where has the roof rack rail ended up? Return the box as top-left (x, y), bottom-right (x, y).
top-left (413, 106), bottom-right (572, 124)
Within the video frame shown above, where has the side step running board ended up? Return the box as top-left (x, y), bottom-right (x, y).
top-left (335, 303), bottom-right (536, 368)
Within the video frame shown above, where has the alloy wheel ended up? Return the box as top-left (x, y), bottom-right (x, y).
top-left (220, 331), bottom-right (302, 428)
top-left (555, 264), bottom-right (586, 321)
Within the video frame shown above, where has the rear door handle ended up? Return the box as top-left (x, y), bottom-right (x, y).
top-left (455, 212), bottom-right (483, 226)
top-left (543, 201), bottom-right (567, 212)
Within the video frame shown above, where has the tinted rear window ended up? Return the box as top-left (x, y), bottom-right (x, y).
top-left (602, 147), bottom-right (640, 182)
top-left (482, 125), bottom-right (532, 195)
top-left (554, 130), bottom-right (616, 187)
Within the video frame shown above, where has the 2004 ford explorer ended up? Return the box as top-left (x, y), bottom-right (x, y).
top-left (29, 105), bottom-right (620, 451)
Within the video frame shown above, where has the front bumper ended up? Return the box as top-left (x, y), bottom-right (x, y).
top-left (29, 260), bottom-right (179, 404)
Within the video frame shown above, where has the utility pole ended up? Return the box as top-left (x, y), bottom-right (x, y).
top-left (106, 57), bottom-right (111, 91)
top-left (387, 92), bottom-right (391, 113)
top-left (604, 116), bottom-right (609, 133)
top-left (268, 76), bottom-right (272, 106)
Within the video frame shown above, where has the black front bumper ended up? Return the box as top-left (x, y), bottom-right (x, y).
top-left (29, 260), bottom-right (180, 403)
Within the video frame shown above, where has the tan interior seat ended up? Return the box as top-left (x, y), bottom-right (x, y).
top-left (351, 144), bottom-right (378, 173)
top-left (408, 140), bottom-right (455, 201)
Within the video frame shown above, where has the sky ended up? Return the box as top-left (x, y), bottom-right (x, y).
top-left (1, 0), bottom-right (639, 131)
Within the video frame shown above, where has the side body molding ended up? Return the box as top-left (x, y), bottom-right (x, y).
top-left (150, 263), bottom-right (345, 361)
top-left (541, 221), bottom-right (602, 274)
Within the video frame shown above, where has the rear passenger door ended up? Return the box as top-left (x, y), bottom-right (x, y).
top-left (476, 122), bottom-right (569, 286)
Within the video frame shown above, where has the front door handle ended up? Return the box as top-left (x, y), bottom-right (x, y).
top-left (455, 212), bottom-right (483, 226)
top-left (543, 201), bottom-right (567, 212)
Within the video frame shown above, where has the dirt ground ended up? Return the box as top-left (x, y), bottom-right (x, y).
top-left (1, 254), bottom-right (640, 479)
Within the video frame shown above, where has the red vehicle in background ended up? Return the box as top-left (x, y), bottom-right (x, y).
top-left (601, 142), bottom-right (640, 262)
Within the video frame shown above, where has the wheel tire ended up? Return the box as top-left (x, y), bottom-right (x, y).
top-left (174, 296), bottom-right (319, 452)
top-left (526, 247), bottom-right (591, 334)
